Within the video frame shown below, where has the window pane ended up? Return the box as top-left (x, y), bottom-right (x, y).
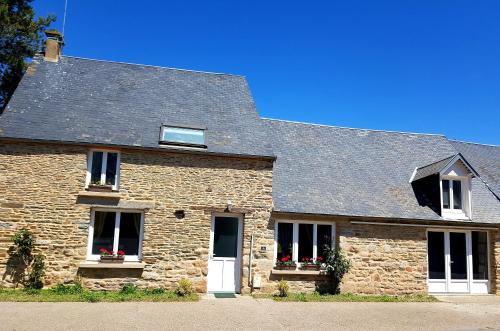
top-left (162, 127), bottom-right (205, 145)
top-left (277, 223), bottom-right (293, 260)
top-left (118, 213), bottom-right (141, 256)
top-left (450, 232), bottom-right (467, 280)
top-left (213, 217), bottom-right (239, 258)
top-left (317, 225), bottom-right (332, 260)
top-left (91, 211), bottom-right (116, 254)
top-left (442, 180), bottom-right (450, 209)
top-left (105, 153), bottom-right (118, 186)
top-left (472, 231), bottom-right (488, 280)
top-left (427, 231), bottom-right (445, 279)
top-left (90, 152), bottom-right (103, 184)
top-left (453, 180), bottom-right (462, 210)
top-left (298, 224), bottom-right (313, 262)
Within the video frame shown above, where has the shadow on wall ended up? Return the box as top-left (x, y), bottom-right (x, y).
top-left (2, 246), bottom-right (27, 287)
top-left (77, 268), bottom-right (144, 280)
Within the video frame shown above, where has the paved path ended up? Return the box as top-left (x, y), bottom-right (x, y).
top-left (0, 296), bottom-right (499, 330)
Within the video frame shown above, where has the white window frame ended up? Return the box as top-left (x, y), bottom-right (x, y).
top-left (274, 219), bottom-right (336, 264)
top-left (86, 208), bottom-right (145, 262)
top-left (440, 176), bottom-right (470, 220)
top-left (85, 149), bottom-right (121, 191)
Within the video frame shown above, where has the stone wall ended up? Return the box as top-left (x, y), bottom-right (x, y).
top-left (0, 141), bottom-right (274, 293)
top-left (338, 221), bottom-right (428, 295)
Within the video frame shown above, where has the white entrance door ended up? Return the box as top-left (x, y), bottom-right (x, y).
top-left (207, 215), bottom-right (242, 293)
top-left (427, 230), bottom-right (489, 294)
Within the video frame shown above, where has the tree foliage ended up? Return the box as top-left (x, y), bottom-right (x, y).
top-left (0, 0), bottom-right (55, 112)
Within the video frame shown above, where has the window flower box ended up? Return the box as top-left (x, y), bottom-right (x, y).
top-left (299, 257), bottom-right (323, 271)
top-left (99, 255), bottom-right (125, 263)
top-left (88, 183), bottom-right (113, 192)
top-left (274, 263), bottom-right (297, 271)
top-left (99, 248), bottom-right (125, 263)
top-left (300, 264), bottom-right (321, 271)
top-left (275, 255), bottom-right (297, 270)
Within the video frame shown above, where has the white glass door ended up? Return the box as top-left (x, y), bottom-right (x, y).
top-left (207, 216), bottom-right (242, 293)
top-left (427, 230), bottom-right (489, 294)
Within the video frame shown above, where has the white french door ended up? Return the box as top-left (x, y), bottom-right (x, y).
top-left (207, 215), bottom-right (243, 293)
top-left (427, 230), bottom-right (489, 294)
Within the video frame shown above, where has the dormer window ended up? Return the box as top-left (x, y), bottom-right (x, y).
top-left (411, 153), bottom-right (478, 221)
top-left (160, 125), bottom-right (206, 148)
top-left (441, 179), bottom-right (462, 210)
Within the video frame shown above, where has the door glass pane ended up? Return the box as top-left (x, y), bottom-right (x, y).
top-left (450, 232), bottom-right (467, 280)
top-left (118, 213), bottom-right (141, 256)
top-left (298, 224), bottom-right (313, 262)
top-left (105, 153), bottom-right (118, 186)
top-left (442, 180), bottom-right (450, 209)
top-left (90, 151), bottom-right (103, 184)
top-left (277, 223), bottom-right (293, 260)
top-left (472, 231), bottom-right (488, 280)
top-left (213, 217), bottom-right (239, 258)
top-left (317, 225), bottom-right (332, 260)
top-left (428, 231), bottom-right (445, 279)
top-left (453, 180), bottom-right (462, 209)
top-left (91, 211), bottom-right (116, 254)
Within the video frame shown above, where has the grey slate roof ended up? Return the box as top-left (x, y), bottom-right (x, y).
top-left (411, 155), bottom-right (457, 182)
top-left (450, 140), bottom-right (500, 200)
top-left (264, 119), bottom-right (500, 224)
top-left (0, 55), bottom-right (274, 158)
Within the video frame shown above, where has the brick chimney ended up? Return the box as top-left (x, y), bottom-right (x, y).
top-left (44, 30), bottom-right (64, 62)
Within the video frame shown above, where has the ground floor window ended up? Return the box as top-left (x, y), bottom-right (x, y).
top-left (275, 221), bottom-right (335, 264)
top-left (87, 210), bottom-right (144, 262)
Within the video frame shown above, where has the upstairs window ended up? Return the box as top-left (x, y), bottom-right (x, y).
top-left (86, 151), bottom-right (120, 190)
top-left (160, 126), bottom-right (205, 147)
top-left (441, 179), bottom-right (462, 211)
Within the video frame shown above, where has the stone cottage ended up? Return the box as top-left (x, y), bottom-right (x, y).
top-left (0, 35), bottom-right (499, 295)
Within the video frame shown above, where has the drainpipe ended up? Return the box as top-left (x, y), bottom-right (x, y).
top-left (248, 234), bottom-right (254, 290)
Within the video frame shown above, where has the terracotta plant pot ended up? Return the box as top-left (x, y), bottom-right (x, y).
top-left (274, 264), bottom-right (297, 270)
top-left (99, 255), bottom-right (125, 263)
top-left (300, 264), bottom-right (320, 271)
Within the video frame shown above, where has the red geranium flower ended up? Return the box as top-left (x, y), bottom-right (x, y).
top-left (117, 250), bottom-right (125, 256)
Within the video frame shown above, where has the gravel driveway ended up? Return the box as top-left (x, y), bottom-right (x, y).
top-left (0, 296), bottom-right (499, 330)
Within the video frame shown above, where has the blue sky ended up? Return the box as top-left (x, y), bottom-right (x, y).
top-left (34, 1), bottom-right (500, 145)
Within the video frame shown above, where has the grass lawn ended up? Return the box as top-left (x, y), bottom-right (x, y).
top-left (0, 285), bottom-right (199, 302)
top-left (253, 292), bottom-right (438, 302)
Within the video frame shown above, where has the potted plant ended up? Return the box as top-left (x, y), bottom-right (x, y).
top-left (88, 181), bottom-right (113, 192)
top-left (274, 255), bottom-right (297, 270)
top-left (99, 248), bottom-right (125, 263)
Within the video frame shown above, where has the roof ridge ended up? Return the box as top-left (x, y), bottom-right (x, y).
top-left (58, 54), bottom-right (245, 78)
top-left (262, 117), bottom-right (446, 137)
top-left (449, 139), bottom-right (500, 148)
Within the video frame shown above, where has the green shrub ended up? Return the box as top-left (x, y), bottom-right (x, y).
top-left (322, 246), bottom-right (351, 294)
top-left (277, 279), bottom-right (289, 297)
top-left (81, 291), bottom-right (100, 303)
top-left (8, 229), bottom-right (46, 289)
top-left (175, 278), bottom-right (194, 297)
top-left (51, 283), bottom-right (84, 295)
top-left (120, 283), bottom-right (138, 294)
top-left (26, 254), bottom-right (45, 289)
top-left (150, 287), bottom-right (165, 295)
